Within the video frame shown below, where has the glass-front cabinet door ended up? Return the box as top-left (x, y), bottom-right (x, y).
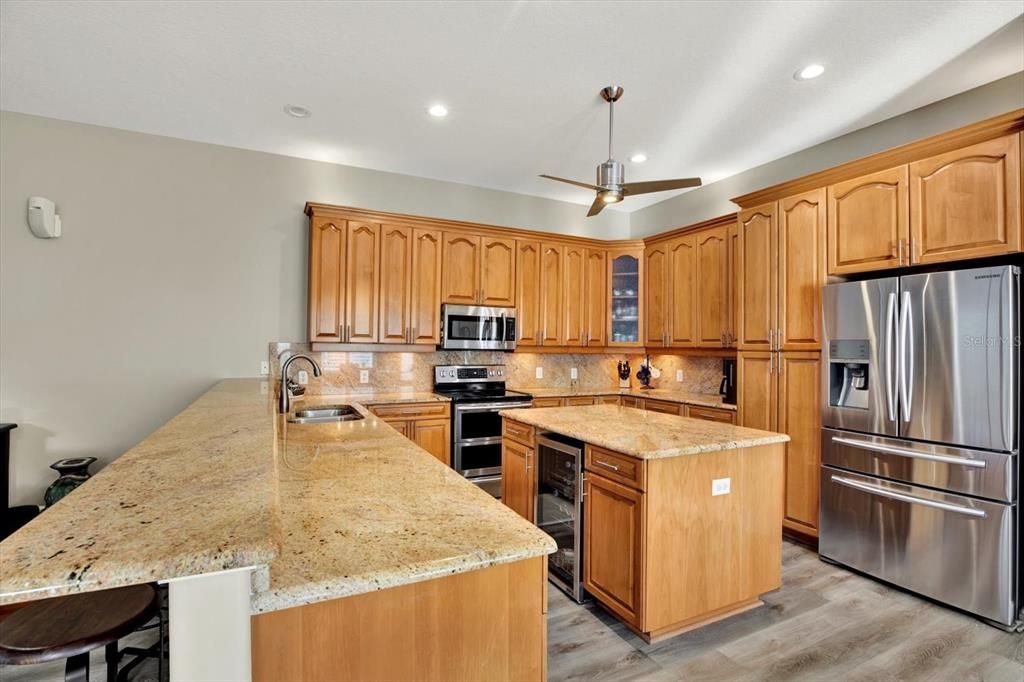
top-left (607, 249), bottom-right (643, 346)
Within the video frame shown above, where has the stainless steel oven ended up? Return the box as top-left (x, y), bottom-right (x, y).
top-left (440, 305), bottom-right (517, 351)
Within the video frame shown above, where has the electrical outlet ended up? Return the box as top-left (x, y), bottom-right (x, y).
top-left (570, 367), bottom-right (578, 380)
top-left (260, 361), bottom-right (270, 376)
top-left (676, 369), bottom-right (684, 382)
top-left (535, 366), bottom-right (544, 380)
top-left (712, 477), bottom-right (731, 496)
top-left (260, 381), bottom-right (268, 395)
top-left (297, 370), bottom-right (309, 385)
top-left (360, 370), bottom-right (370, 384)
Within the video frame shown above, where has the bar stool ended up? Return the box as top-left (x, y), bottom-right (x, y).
top-left (0, 583), bottom-right (161, 681)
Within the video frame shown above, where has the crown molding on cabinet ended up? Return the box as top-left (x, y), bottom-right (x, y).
top-left (641, 212), bottom-right (738, 245)
top-left (731, 109), bottom-right (1024, 209)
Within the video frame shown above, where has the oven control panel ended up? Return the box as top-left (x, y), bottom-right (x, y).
top-left (435, 365), bottom-right (505, 383)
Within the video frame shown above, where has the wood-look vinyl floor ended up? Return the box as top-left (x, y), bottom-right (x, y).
top-left (548, 541), bottom-right (1024, 682)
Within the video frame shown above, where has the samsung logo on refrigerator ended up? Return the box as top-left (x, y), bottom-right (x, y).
top-left (974, 274), bottom-right (1001, 280)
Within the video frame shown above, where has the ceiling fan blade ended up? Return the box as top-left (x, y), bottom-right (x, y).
top-left (622, 177), bottom-right (702, 196)
top-left (586, 195), bottom-right (606, 217)
top-left (540, 174), bottom-right (604, 191)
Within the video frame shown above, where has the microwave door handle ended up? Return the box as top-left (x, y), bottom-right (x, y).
top-left (885, 292), bottom-right (897, 422)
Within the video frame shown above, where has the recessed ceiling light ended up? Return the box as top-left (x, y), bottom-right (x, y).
top-left (630, 153), bottom-right (648, 164)
top-left (427, 104), bottom-right (449, 118)
top-left (794, 64), bottom-right (825, 81)
top-left (283, 104), bottom-right (312, 118)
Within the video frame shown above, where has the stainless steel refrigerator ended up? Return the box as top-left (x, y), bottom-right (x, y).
top-left (820, 264), bottom-right (1020, 628)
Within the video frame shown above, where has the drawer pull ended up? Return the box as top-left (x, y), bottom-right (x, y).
top-left (831, 436), bottom-right (986, 469)
top-left (830, 475), bottom-right (987, 518)
top-left (595, 460), bottom-right (620, 472)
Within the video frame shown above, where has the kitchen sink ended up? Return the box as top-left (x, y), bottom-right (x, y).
top-left (287, 404), bottom-right (364, 424)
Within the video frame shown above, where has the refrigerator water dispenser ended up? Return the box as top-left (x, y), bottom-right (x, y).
top-left (828, 340), bottom-right (871, 409)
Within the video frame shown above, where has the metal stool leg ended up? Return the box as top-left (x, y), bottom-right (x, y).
top-left (105, 640), bottom-right (119, 682)
top-left (65, 652), bottom-right (90, 682)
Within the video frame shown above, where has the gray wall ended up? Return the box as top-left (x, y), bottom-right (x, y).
top-left (0, 113), bottom-right (627, 505)
top-left (630, 72), bottom-right (1024, 236)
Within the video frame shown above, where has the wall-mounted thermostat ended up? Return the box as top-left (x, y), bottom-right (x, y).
top-left (28, 197), bottom-right (62, 239)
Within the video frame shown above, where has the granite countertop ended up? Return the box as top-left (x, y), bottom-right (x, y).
top-left (293, 390), bottom-right (449, 406)
top-left (499, 404), bottom-right (787, 460)
top-left (516, 386), bottom-right (737, 411)
top-left (0, 380), bottom-right (554, 614)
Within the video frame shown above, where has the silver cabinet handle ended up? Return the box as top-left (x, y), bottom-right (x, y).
top-left (830, 475), bottom-right (987, 518)
top-left (884, 292), bottom-right (897, 422)
top-left (899, 291), bottom-right (912, 422)
top-left (777, 327), bottom-right (782, 351)
top-left (831, 436), bottom-right (987, 468)
top-left (525, 448), bottom-right (532, 471)
top-left (581, 472), bottom-right (588, 497)
top-left (595, 459), bottom-right (619, 472)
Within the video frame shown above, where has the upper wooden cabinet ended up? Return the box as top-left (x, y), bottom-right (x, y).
top-left (695, 227), bottom-right (727, 348)
top-left (584, 249), bottom-right (607, 347)
top-left (515, 241), bottom-right (542, 347)
top-left (827, 166), bottom-right (909, 275)
top-left (778, 189), bottom-right (826, 350)
top-left (607, 249), bottom-right (643, 347)
top-left (539, 244), bottom-right (564, 345)
top-left (441, 233), bottom-right (516, 306)
top-left (644, 243), bottom-right (669, 346)
top-left (909, 133), bottom-right (1021, 265)
top-left (379, 226), bottom-right (442, 345)
top-left (563, 245), bottom-right (587, 347)
top-left (736, 205), bottom-right (777, 351)
top-left (344, 221), bottom-right (381, 343)
top-left (667, 235), bottom-right (697, 347)
top-left (308, 216), bottom-right (347, 342)
top-left (410, 229), bottom-right (443, 344)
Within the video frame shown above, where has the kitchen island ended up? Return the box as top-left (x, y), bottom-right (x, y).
top-left (0, 380), bottom-right (555, 681)
top-left (500, 404), bottom-right (789, 642)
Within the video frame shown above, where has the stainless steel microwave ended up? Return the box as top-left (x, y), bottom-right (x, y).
top-left (440, 304), bottom-right (517, 351)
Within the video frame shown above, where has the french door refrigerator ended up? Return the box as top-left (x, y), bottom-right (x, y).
top-left (820, 264), bottom-right (1020, 628)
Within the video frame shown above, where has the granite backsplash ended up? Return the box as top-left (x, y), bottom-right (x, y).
top-left (270, 343), bottom-right (725, 396)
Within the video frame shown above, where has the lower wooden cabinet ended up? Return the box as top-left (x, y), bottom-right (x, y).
top-left (370, 402), bottom-right (450, 466)
top-left (685, 405), bottom-right (736, 424)
top-left (502, 434), bottom-right (535, 522)
top-left (642, 399), bottom-right (682, 415)
top-left (530, 397), bottom-right (562, 408)
top-left (565, 396), bottom-right (598, 406)
top-left (583, 473), bottom-right (644, 625)
top-left (620, 396), bottom-right (643, 409)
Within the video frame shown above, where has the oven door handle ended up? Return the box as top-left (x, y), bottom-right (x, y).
top-left (455, 401), bottom-right (533, 412)
top-left (830, 475), bottom-right (987, 518)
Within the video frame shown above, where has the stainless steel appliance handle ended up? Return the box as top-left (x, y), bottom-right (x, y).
top-left (898, 291), bottom-right (912, 422)
top-left (885, 292), bottom-right (897, 422)
top-left (456, 401), bottom-right (533, 412)
top-left (594, 459), bottom-right (619, 472)
top-left (830, 436), bottom-right (987, 469)
top-left (830, 475), bottom-right (987, 518)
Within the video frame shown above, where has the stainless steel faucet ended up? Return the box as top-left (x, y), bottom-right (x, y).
top-left (278, 352), bottom-right (322, 414)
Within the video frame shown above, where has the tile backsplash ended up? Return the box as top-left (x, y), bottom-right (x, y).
top-left (270, 343), bottom-right (724, 396)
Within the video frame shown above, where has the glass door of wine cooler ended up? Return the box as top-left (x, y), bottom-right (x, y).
top-left (536, 433), bottom-right (586, 602)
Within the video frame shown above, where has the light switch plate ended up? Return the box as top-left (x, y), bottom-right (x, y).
top-left (676, 369), bottom-right (684, 382)
top-left (570, 367), bottom-right (578, 380)
top-left (712, 477), bottom-right (731, 496)
top-left (260, 361), bottom-right (270, 376)
top-left (535, 367), bottom-right (544, 379)
top-left (360, 370), bottom-right (370, 384)
top-left (297, 370), bottom-right (309, 385)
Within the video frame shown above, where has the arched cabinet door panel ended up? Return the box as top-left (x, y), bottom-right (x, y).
top-left (827, 167), bottom-right (909, 275)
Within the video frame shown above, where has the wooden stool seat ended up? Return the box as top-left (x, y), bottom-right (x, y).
top-left (0, 583), bottom-right (158, 667)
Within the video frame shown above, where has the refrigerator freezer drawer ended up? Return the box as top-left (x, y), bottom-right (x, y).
top-left (822, 428), bottom-right (1017, 503)
top-left (820, 467), bottom-right (1017, 626)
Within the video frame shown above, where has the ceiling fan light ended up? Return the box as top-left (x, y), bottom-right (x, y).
top-left (601, 192), bottom-right (623, 203)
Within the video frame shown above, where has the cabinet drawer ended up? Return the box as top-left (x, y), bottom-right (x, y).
top-left (686, 406), bottom-right (736, 424)
top-left (565, 396), bottom-right (598, 406)
top-left (502, 418), bottom-right (535, 446)
top-left (620, 396), bottom-right (643, 409)
top-left (370, 402), bottom-right (449, 420)
top-left (597, 395), bottom-right (621, 405)
top-left (586, 445), bottom-right (646, 490)
top-left (643, 399), bottom-right (682, 415)
top-left (531, 398), bottom-right (563, 408)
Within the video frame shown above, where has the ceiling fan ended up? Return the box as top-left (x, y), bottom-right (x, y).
top-left (540, 86), bottom-right (702, 217)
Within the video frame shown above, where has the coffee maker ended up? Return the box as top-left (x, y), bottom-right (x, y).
top-left (719, 358), bottom-right (737, 405)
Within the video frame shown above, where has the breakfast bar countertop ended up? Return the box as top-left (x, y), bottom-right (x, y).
top-left (499, 404), bottom-right (787, 459)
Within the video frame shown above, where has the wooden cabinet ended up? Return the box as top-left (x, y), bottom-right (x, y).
top-left (502, 435), bottom-right (535, 522)
top-left (344, 221), bottom-right (381, 343)
top-left (442, 233), bottom-right (516, 306)
top-left (515, 241), bottom-right (542, 346)
top-left (308, 216), bottom-right (346, 342)
top-left (724, 223), bottom-right (739, 347)
top-left (777, 352), bottom-right (821, 537)
top-left (584, 249), bottom-right (608, 347)
top-left (565, 396), bottom-right (598, 406)
top-left (737, 205), bottom-right (777, 351)
top-left (695, 227), bottom-right (727, 347)
top-left (827, 166), bottom-right (910, 275)
top-left (644, 243), bottom-right (669, 346)
top-left (530, 397), bottom-right (562, 408)
top-left (642, 399), bottom-right (682, 416)
top-left (685, 405), bottom-right (736, 424)
top-left (539, 244), bottom-right (564, 345)
top-left (370, 402), bottom-right (450, 465)
top-left (737, 351), bottom-right (777, 432)
top-left (667, 235), bottom-right (697, 347)
top-left (608, 249), bottom-right (643, 347)
top-left (563, 245), bottom-right (587, 347)
top-left (909, 133), bottom-right (1021, 264)
top-left (583, 473), bottom-right (644, 625)
top-left (620, 396), bottom-right (642, 409)
top-left (778, 189), bottom-right (826, 350)
top-left (379, 226), bottom-right (442, 344)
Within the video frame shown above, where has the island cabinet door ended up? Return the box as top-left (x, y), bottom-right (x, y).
top-left (502, 438), bottom-right (535, 522)
top-left (584, 473), bottom-right (644, 628)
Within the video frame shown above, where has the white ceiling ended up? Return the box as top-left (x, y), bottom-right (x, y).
top-left (2, 1), bottom-right (1022, 213)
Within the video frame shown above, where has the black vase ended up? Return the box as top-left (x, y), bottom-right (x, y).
top-left (44, 457), bottom-right (97, 507)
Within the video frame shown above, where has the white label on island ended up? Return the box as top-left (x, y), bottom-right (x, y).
top-left (712, 477), bottom-right (731, 496)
